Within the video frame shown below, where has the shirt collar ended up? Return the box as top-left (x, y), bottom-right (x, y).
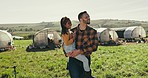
top-left (77, 24), bottom-right (89, 31)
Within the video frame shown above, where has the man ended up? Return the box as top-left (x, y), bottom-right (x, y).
top-left (67, 11), bottom-right (99, 78)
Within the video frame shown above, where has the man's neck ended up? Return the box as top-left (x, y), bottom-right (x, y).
top-left (79, 23), bottom-right (87, 30)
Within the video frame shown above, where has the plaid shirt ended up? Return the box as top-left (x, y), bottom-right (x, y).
top-left (71, 24), bottom-right (99, 56)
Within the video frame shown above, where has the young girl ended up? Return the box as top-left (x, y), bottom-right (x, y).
top-left (60, 17), bottom-right (91, 74)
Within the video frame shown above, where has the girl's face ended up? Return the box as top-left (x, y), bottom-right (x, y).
top-left (65, 20), bottom-right (72, 29)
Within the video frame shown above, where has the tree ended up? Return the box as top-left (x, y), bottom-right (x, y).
top-left (25, 28), bottom-right (28, 31)
top-left (19, 28), bottom-right (23, 31)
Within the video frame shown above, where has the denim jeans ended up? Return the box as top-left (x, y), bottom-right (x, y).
top-left (68, 56), bottom-right (91, 78)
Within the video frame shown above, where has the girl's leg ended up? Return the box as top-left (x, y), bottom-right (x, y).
top-left (75, 54), bottom-right (90, 72)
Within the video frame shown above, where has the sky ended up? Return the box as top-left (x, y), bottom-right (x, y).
top-left (0, 0), bottom-right (148, 24)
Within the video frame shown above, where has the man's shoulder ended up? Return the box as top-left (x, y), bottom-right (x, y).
top-left (71, 26), bottom-right (77, 31)
top-left (87, 26), bottom-right (97, 32)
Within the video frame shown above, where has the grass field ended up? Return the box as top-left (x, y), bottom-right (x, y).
top-left (0, 40), bottom-right (148, 78)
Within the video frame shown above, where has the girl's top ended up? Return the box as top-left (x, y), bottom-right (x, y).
top-left (62, 31), bottom-right (75, 53)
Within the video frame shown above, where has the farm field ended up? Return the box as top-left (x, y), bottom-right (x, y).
top-left (0, 40), bottom-right (148, 78)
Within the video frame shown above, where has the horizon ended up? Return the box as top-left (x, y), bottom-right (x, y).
top-left (0, 18), bottom-right (148, 24)
top-left (0, 0), bottom-right (148, 24)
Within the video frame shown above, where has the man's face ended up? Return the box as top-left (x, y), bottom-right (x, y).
top-left (80, 13), bottom-right (90, 24)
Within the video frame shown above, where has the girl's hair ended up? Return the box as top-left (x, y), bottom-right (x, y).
top-left (60, 17), bottom-right (71, 35)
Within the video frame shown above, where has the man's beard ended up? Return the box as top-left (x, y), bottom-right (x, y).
top-left (87, 21), bottom-right (90, 24)
top-left (83, 19), bottom-right (90, 24)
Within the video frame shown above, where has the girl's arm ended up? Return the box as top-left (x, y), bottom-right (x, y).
top-left (62, 34), bottom-right (74, 46)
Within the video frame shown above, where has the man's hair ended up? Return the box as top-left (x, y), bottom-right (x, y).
top-left (78, 11), bottom-right (87, 21)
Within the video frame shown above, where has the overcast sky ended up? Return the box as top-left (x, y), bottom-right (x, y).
top-left (0, 0), bottom-right (148, 24)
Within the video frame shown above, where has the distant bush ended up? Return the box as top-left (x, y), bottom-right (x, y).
top-left (22, 34), bottom-right (34, 40)
top-left (28, 34), bottom-right (34, 39)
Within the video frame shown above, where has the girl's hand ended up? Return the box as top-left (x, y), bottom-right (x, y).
top-left (72, 31), bottom-right (76, 40)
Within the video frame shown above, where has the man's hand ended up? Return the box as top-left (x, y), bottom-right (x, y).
top-left (66, 52), bottom-right (73, 57)
top-left (70, 49), bottom-right (81, 57)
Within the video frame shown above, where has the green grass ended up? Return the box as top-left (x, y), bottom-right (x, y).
top-left (13, 32), bottom-right (34, 37)
top-left (0, 40), bottom-right (148, 78)
top-left (92, 44), bottom-right (148, 78)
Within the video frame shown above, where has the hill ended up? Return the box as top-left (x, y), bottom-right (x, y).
top-left (0, 19), bottom-right (148, 37)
